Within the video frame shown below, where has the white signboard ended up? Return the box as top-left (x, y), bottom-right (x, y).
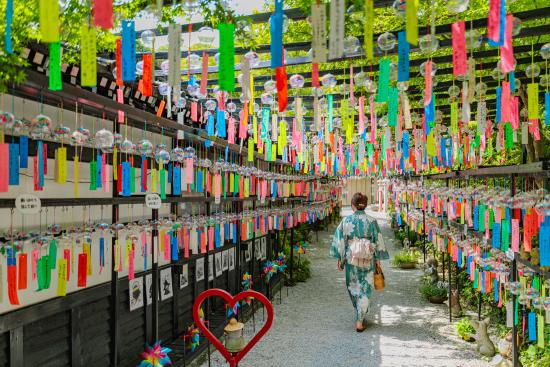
top-left (145, 193), bottom-right (162, 209)
top-left (15, 194), bottom-right (41, 214)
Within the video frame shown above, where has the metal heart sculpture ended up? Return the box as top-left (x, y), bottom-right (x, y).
top-left (192, 288), bottom-right (274, 367)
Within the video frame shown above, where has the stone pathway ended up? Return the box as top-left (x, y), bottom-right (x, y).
top-left (199, 207), bottom-right (490, 367)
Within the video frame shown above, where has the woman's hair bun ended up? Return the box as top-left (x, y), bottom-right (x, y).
top-left (351, 192), bottom-right (368, 210)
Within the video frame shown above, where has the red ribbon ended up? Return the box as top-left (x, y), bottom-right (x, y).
top-left (142, 157), bottom-right (148, 191)
top-left (115, 38), bottom-right (123, 86)
top-left (8, 264), bottom-right (20, 305)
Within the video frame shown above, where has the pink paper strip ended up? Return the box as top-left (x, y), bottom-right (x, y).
top-left (64, 249), bottom-right (70, 280)
top-left (500, 14), bottom-right (515, 73)
top-left (128, 250), bottom-right (134, 280)
top-left (101, 153), bottom-right (107, 189)
top-left (164, 233), bottom-right (170, 261)
top-left (487, 0), bottom-right (501, 44)
top-left (510, 97), bottom-right (519, 130)
top-left (239, 106), bottom-right (248, 139)
top-left (227, 117), bottom-right (235, 144)
top-left (452, 21), bottom-right (467, 76)
top-left (200, 51), bottom-right (209, 96)
top-left (424, 60), bottom-right (432, 106)
top-left (358, 96), bottom-right (365, 134)
top-left (191, 102), bottom-right (198, 122)
top-left (31, 249), bottom-right (39, 280)
top-left (501, 82), bottom-right (511, 123)
top-left (214, 173), bottom-right (221, 200)
top-left (0, 144), bottom-right (9, 192)
top-left (184, 229), bottom-right (189, 258)
top-left (511, 218), bottom-right (519, 252)
top-left (369, 96), bottom-right (376, 144)
top-left (185, 158), bottom-right (194, 184)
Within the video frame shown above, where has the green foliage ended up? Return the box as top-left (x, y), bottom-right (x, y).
top-left (455, 318), bottom-right (475, 340)
top-left (519, 345), bottom-right (550, 367)
top-left (419, 279), bottom-right (448, 300)
top-left (392, 249), bottom-right (419, 266)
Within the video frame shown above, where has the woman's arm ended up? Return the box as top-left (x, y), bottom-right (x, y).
top-left (372, 220), bottom-right (389, 261)
top-left (330, 219), bottom-right (346, 268)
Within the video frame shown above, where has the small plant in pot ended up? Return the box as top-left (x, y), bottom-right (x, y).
top-left (455, 318), bottom-right (476, 342)
top-left (392, 250), bottom-right (419, 269)
top-left (419, 280), bottom-right (448, 303)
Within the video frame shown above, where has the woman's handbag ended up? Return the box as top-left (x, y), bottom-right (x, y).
top-left (374, 262), bottom-right (385, 291)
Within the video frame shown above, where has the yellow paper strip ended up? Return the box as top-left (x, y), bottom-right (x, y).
top-left (40, 0), bottom-right (60, 43)
top-left (83, 243), bottom-right (92, 276)
top-left (252, 115), bottom-right (258, 144)
top-left (406, 0), bottom-right (419, 45)
top-left (249, 75), bottom-right (254, 114)
top-left (114, 240), bottom-right (120, 272)
top-left (364, 0), bottom-right (374, 62)
top-left (125, 239), bottom-right (131, 267)
top-left (57, 147), bottom-right (67, 184)
top-left (151, 168), bottom-right (158, 193)
top-left (244, 177), bottom-right (249, 197)
top-left (80, 25), bottom-right (97, 87)
top-left (159, 230), bottom-right (165, 252)
top-left (74, 155), bottom-right (79, 198)
top-left (57, 259), bottom-right (67, 296)
top-left (113, 148), bottom-right (118, 180)
top-left (248, 139), bottom-right (254, 162)
top-left (527, 83), bottom-right (539, 120)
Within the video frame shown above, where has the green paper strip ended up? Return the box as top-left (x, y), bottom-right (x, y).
top-left (49, 42), bottom-right (62, 91)
top-left (222, 173), bottom-right (227, 198)
top-left (130, 167), bottom-right (136, 193)
top-left (234, 174), bottom-right (239, 193)
top-left (376, 59), bottom-right (391, 103)
top-left (501, 219), bottom-right (510, 251)
top-left (37, 257), bottom-right (45, 290)
top-left (367, 143), bottom-right (373, 158)
top-left (489, 209), bottom-right (494, 230)
top-left (218, 23), bottom-right (235, 92)
top-left (160, 169), bottom-right (166, 199)
top-left (479, 205), bottom-right (486, 232)
top-left (388, 87), bottom-right (398, 126)
top-left (89, 161), bottom-right (97, 190)
top-left (44, 255), bottom-right (51, 289)
top-left (505, 122), bottom-right (514, 149)
top-left (48, 240), bottom-right (57, 270)
top-left (265, 140), bottom-right (272, 162)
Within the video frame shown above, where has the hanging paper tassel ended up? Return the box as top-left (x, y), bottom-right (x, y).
top-left (364, 0), bottom-right (374, 61)
top-left (488, 0), bottom-right (506, 47)
top-left (80, 25), bottom-right (97, 87)
top-left (376, 59), bottom-right (391, 103)
top-left (142, 54), bottom-right (153, 96)
top-left (276, 65), bottom-right (288, 112)
top-left (527, 83), bottom-right (539, 120)
top-left (77, 253), bottom-right (87, 287)
top-left (18, 253), bottom-right (27, 290)
top-left (99, 237), bottom-right (105, 273)
top-left (19, 136), bottom-right (28, 168)
top-left (270, 0), bottom-right (284, 68)
top-left (49, 42), bottom-right (62, 90)
top-left (121, 20), bottom-right (136, 81)
top-left (7, 248), bottom-right (20, 305)
top-left (0, 144), bottom-right (9, 192)
top-left (424, 60), bottom-right (432, 106)
top-left (406, 0), bottom-right (418, 45)
top-left (500, 14), bottom-right (515, 74)
top-left (115, 39), bottom-right (123, 86)
top-left (452, 21), bottom-right (467, 76)
top-left (4, 0), bottom-right (13, 54)
top-left (311, 2), bottom-right (327, 63)
top-left (200, 51), bottom-right (209, 96)
top-left (39, 0), bottom-right (60, 43)
top-left (167, 23), bottom-right (181, 94)
top-left (93, 0), bottom-right (113, 29)
top-left (397, 31), bottom-right (410, 82)
top-left (545, 92), bottom-right (550, 126)
top-left (9, 144), bottom-right (19, 186)
top-left (218, 23), bottom-right (235, 91)
top-left (328, 0), bottom-right (345, 59)
top-left (57, 259), bottom-right (67, 296)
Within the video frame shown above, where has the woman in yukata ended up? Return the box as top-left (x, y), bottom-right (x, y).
top-left (330, 193), bottom-right (389, 332)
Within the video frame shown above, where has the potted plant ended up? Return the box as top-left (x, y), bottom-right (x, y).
top-left (419, 280), bottom-right (448, 303)
top-left (392, 250), bottom-right (419, 269)
top-left (455, 318), bottom-right (476, 342)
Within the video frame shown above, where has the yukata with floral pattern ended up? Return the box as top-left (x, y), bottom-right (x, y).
top-left (330, 210), bottom-right (389, 322)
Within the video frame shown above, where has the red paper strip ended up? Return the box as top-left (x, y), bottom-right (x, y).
top-left (77, 253), bottom-right (87, 287)
top-left (452, 21), bottom-right (467, 76)
top-left (191, 102), bottom-right (198, 121)
top-left (64, 249), bottom-right (70, 280)
top-left (276, 66), bottom-right (288, 112)
top-left (311, 63), bottom-right (320, 87)
top-left (184, 229), bottom-right (189, 258)
top-left (0, 144), bottom-right (9, 192)
top-left (142, 157), bottom-right (148, 191)
top-left (156, 100), bottom-right (166, 117)
top-left (93, 0), bottom-right (113, 30)
top-left (8, 265), bottom-right (20, 305)
top-left (18, 253), bottom-right (28, 290)
top-left (142, 54), bottom-right (153, 97)
top-left (500, 14), bottom-right (515, 74)
top-left (43, 143), bottom-right (48, 175)
top-left (200, 51), bottom-right (209, 96)
top-left (115, 38), bottom-right (123, 86)
top-left (128, 250), bottom-right (135, 280)
top-left (31, 249), bottom-right (39, 280)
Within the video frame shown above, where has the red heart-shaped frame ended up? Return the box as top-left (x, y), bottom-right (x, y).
top-left (192, 289), bottom-right (274, 367)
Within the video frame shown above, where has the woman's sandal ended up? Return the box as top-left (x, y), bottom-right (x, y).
top-left (356, 321), bottom-right (366, 332)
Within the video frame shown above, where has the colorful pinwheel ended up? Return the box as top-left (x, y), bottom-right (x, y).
top-left (262, 260), bottom-right (278, 282)
top-left (275, 252), bottom-right (287, 272)
top-left (139, 341), bottom-right (172, 367)
top-left (183, 324), bottom-right (201, 352)
top-left (294, 241), bottom-right (308, 254)
top-left (241, 272), bottom-right (253, 305)
top-left (225, 302), bottom-right (240, 317)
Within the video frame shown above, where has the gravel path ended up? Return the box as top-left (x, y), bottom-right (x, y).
top-left (199, 207), bottom-right (490, 367)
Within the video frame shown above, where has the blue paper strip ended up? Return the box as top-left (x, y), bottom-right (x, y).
top-left (269, 0), bottom-right (283, 68)
top-left (216, 108), bottom-right (226, 138)
top-left (140, 155), bottom-right (147, 192)
top-left (9, 144), bottom-right (19, 185)
top-left (121, 20), bottom-right (136, 81)
top-left (173, 166), bottom-right (181, 195)
top-left (473, 205), bottom-right (479, 231)
top-left (545, 91), bottom-right (550, 126)
top-left (19, 136), bottom-right (28, 168)
top-left (171, 233), bottom-right (179, 261)
top-left (492, 223), bottom-right (501, 249)
top-left (397, 31), bottom-right (410, 82)
top-left (510, 71), bottom-right (516, 92)
top-left (425, 94), bottom-right (435, 124)
top-left (494, 279), bottom-right (499, 302)
top-left (5, 0), bottom-right (13, 54)
top-left (99, 237), bottom-right (105, 268)
top-left (96, 153), bottom-right (102, 188)
top-left (122, 161), bottom-right (131, 196)
top-left (328, 94), bottom-right (333, 132)
top-left (215, 224), bottom-right (220, 249)
top-left (488, 0), bottom-right (507, 47)
top-left (539, 216), bottom-right (550, 266)
top-left (197, 170), bottom-right (203, 193)
top-left (167, 163), bottom-right (172, 184)
top-left (37, 141), bottom-right (44, 188)
top-left (495, 86), bottom-right (502, 123)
